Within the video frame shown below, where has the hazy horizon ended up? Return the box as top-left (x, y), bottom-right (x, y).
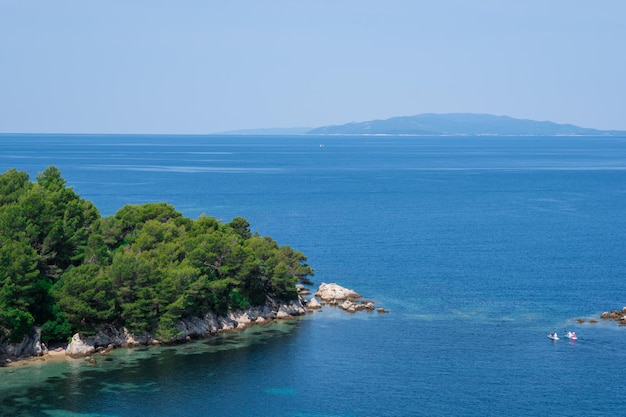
top-left (2, 1), bottom-right (625, 134)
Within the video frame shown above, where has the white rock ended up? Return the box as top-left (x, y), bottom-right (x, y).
top-left (218, 316), bottom-right (237, 330)
top-left (66, 333), bottom-right (96, 357)
top-left (315, 283), bottom-right (361, 303)
top-left (3, 327), bottom-right (48, 359)
top-left (340, 300), bottom-right (354, 310)
top-left (306, 297), bottom-right (322, 310)
top-left (276, 310), bottom-right (291, 319)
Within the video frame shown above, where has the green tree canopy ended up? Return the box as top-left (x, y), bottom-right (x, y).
top-left (0, 166), bottom-right (314, 343)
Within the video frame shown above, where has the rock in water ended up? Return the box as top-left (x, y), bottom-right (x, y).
top-left (306, 297), bottom-right (322, 310)
top-left (315, 283), bottom-right (361, 303)
top-left (314, 282), bottom-right (385, 313)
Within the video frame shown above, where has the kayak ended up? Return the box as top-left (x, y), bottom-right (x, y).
top-left (565, 331), bottom-right (577, 340)
top-left (548, 334), bottom-right (559, 340)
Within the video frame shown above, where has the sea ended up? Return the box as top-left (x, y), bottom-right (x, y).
top-left (0, 134), bottom-right (625, 416)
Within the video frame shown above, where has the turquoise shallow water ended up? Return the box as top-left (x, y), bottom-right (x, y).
top-left (1, 134), bottom-right (626, 416)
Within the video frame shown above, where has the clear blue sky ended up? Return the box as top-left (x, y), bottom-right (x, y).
top-left (1, 1), bottom-right (625, 134)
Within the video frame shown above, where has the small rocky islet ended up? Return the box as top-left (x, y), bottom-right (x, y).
top-left (571, 307), bottom-right (626, 326)
top-left (304, 282), bottom-right (389, 314)
top-left (597, 308), bottom-right (626, 325)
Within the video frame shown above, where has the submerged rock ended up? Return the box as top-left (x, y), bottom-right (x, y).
top-left (339, 299), bottom-right (375, 313)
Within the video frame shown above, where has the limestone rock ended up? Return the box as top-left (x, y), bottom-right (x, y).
top-left (66, 333), bottom-right (96, 357)
top-left (315, 283), bottom-right (361, 303)
top-left (178, 313), bottom-right (220, 339)
top-left (306, 297), bottom-right (322, 310)
top-left (339, 299), bottom-right (376, 313)
top-left (276, 301), bottom-right (304, 318)
top-left (218, 315), bottom-right (238, 331)
top-left (0, 327), bottom-right (48, 361)
top-left (340, 300), bottom-right (356, 312)
top-left (314, 282), bottom-right (386, 314)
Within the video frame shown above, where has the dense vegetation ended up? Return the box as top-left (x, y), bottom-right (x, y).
top-left (0, 167), bottom-right (313, 343)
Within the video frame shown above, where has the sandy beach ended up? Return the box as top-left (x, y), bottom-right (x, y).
top-left (4, 347), bottom-right (72, 368)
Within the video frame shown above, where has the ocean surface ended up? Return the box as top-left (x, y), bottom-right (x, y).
top-left (1, 134), bottom-right (626, 416)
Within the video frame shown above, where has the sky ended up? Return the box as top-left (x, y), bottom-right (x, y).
top-left (1, 0), bottom-right (625, 134)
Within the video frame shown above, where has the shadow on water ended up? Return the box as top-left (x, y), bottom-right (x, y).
top-left (0, 319), bottom-right (304, 417)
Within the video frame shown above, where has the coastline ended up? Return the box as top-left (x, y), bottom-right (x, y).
top-left (2, 296), bottom-right (310, 367)
top-left (1, 282), bottom-right (383, 367)
top-left (2, 347), bottom-right (70, 368)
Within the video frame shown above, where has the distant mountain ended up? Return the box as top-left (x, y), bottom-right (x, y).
top-left (306, 113), bottom-right (625, 136)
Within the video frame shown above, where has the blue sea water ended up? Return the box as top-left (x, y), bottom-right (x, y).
top-left (1, 134), bottom-right (626, 416)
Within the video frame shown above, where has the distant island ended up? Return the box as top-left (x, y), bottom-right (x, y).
top-left (218, 114), bottom-right (626, 136)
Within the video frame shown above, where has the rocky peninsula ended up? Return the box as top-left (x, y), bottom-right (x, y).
top-left (0, 168), bottom-right (389, 366)
top-left (1, 297), bottom-right (306, 364)
top-left (1, 283), bottom-right (385, 364)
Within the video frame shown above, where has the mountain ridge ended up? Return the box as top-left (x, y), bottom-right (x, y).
top-left (305, 113), bottom-right (626, 136)
top-left (217, 114), bottom-right (625, 136)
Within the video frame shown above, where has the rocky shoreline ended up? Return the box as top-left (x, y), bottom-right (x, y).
top-left (64, 297), bottom-right (308, 358)
top-left (1, 283), bottom-right (385, 365)
top-left (1, 297), bottom-right (307, 365)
